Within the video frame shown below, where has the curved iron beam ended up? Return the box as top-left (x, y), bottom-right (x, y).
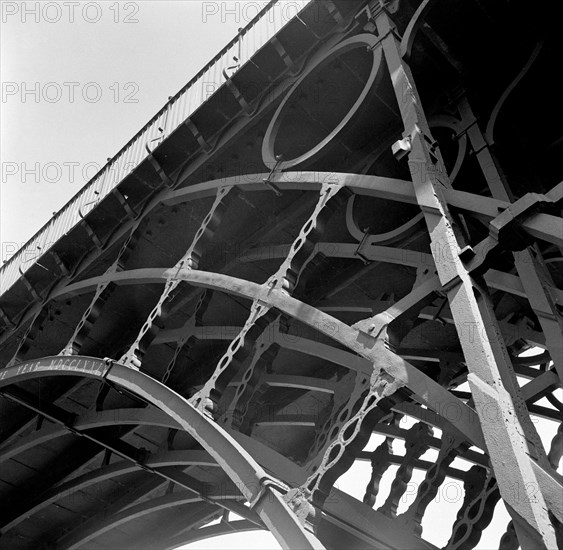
top-left (160, 172), bottom-right (563, 247)
top-left (155, 321), bottom-right (549, 397)
top-left (19, 419), bottom-right (466, 547)
top-left (53, 262), bottom-right (556, 337)
top-left (57, 260), bottom-right (559, 308)
top-left (154, 325), bottom-right (242, 344)
top-left (346, 196), bottom-right (425, 244)
top-left (485, 41), bottom-right (544, 145)
top-left (3, 171), bottom-right (560, 351)
top-left (0, 407), bottom-right (183, 463)
top-left (236, 242), bottom-right (431, 267)
top-left (400, 0), bottom-right (438, 61)
top-left (155, 314), bottom-right (545, 357)
top-left (230, 241), bottom-right (563, 305)
top-left (228, 429), bottom-right (439, 550)
top-left (161, 519), bottom-right (259, 550)
top-left (0, 449), bottom-right (220, 534)
top-left (428, 114), bottom-right (467, 183)
top-left (0, 357), bottom-right (325, 550)
top-left (161, 172), bottom-right (415, 207)
top-left (50, 268), bottom-right (485, 448)
top-left (10, 343), bottom-right (545, 500)
top-left (57, 491), bottom-right (225, 550)
top-left (50, 269), bottom-right (486, 449)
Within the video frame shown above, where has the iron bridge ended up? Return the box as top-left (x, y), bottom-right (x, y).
top-left (0, 1), bottom-right (562, 549)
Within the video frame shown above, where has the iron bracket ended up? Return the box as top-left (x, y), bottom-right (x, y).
top-left (113, 189), bottom-right (138, 219)
top-left (48, 250), bottom-right (69, 276)
top-left (326, 0), bottom-right (344, 25)
top-left (354, 4), bottom-right (377, 33)
top-left (271, 36), bottom-right (295, 71)
top-left (224, 78), bottom-right (252, 115)
top-left (248, 476), bottom-right (289, 510)
top-left (463, 183), bottom-right (563, 274)
top-left (145, 138), bottom-right (174, 188)
top-left (17, 266), bottom-right (42, 302)
top-left (282, 486), bottom-right (317, 527)
top-left (78, 209), bottom-right (104, 249)
top-left (0, 307), bottom-right (15, 328)
top-left (262, 155), bottom-right (284, 196)
top-left (185, 118), bottom-right (212, 153)
top-left (354, 227), bottom-right (372, 265)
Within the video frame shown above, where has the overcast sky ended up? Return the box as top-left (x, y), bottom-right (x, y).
top-left (0, 2), bottom-right (555, 550)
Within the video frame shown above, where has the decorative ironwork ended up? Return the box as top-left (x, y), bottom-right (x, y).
top-left (0, 2), bottom-right (561, 549)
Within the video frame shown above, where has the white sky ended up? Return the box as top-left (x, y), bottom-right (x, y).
top-left (0, 2), bottom-right (560, 550)
top-left (1, 0), bottom-right (249, 257)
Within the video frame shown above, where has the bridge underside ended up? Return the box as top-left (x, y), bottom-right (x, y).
top-left (0, 1), bottom-right (562, 549)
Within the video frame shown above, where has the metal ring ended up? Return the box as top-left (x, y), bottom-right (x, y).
top-left (262, 34), bottom-right (384, 171)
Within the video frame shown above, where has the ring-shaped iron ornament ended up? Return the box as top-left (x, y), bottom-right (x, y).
top-left (428, 115), bottom-right (467, 185)
top-left (0, 356), bottom-right (325, 550)
top-left (345, 196), bottom-right (424, 244)
top-left (345, 114), bottom-right (467, 243)
top-left (262, 34), bottom-right (384, 171)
